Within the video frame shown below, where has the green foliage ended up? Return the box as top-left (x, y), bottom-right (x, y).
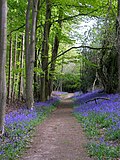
top-left (34, 67), bottom-right (44, 75)
top-left (80, 66), bottom-right (96, 92)
top-left (98, 47), bottom-right (118, 93)
top-left (6, 0), bottom-right (119, 98)
top-left (75, 113), bottom-right (99, 137)
top-left (87, 143), bottom-right (120, 159)
top-left (106, 129), bottom-right (120, 141)
top-left (74, 112), bottom-right (120, 159)
top-left (61, 73), bottom-right (80, 92)
top-left (8, 0), bottom-right (26, 33)
top-left (12, 68), bottom-right (24, 74)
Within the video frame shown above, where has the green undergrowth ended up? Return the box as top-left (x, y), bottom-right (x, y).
top-left (74, 113), bottom-right (120, 160)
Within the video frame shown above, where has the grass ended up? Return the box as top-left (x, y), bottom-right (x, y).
top-left (75, 113), bottom-right (120, 159)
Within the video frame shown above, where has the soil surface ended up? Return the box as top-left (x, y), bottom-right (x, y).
top-left (21, 93), bottom-right (93, 160)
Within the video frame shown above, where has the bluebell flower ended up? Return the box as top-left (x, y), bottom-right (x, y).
top-left (74, 90), bottom-right (120, 148)
top-left (0, 97), bottom-right (59, 159)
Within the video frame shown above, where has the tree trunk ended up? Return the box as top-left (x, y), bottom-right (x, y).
top-left (49, 35), bottom-right (59, 95)
top-left (92, 71), bottom-right (98, 91)
top-left (49, 9), bottom-right (62, 96)
top-left (11, 34), bottom-right (17, 101)
top-left (117, 0), bottom-right (120, 92)
top-left (34, 0), bottom-right (40, 101)
top-left (60, 57), bottom-right (64, 92)
top-left (25, 0), bottom-right (38, 109)
top-left (18, 34), bottom-right (24, 100)
top-left (25, 0), bottom-right (31, 108)
top-left (0, 0), bottom-right (7, 135)
top-left (7, 35), bottom-right (12, 103)
top-left (34, 49), bottom-right (38, 100)
top-left (41, 0), bottom-right (51, 101)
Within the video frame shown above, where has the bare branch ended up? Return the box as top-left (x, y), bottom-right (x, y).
top-left (85, 97), bottom-right (110, 104)
top-left (7, 24), bottom-right (25, 37)
top-left (54, 11), bottom-right (98, 23)
top-left (53, 4), bottom-right (108, 23)
top-left (48, 45), bottom-right (111, 66)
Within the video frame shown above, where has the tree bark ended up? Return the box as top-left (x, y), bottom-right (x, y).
top-left (60, 57), bottom-right (64, 92)
top-left (41, 0), bottom-right (51, 101)
top-left (117, 0), bottom-right (120, 92)
top-left (49, 35), bottom-right (59, 95)
top-left (0, 0), bottom-right (7, 135)
top-left (11, 34), bottom-right (17, 101)
top-left (34, 0), bottom-right (41, 100)
top-left (25, 0), bottom-right (38, 109)
top-left (49, 9), bottom-right (62, 96)
top-left (18, 34), bottom-right (24, 100)
top-left (7, 35), bottom-right (12, 103)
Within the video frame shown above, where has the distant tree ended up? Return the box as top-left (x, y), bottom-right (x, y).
top-left (97, 1), bottom-right (118, 93)
top-left (49, 8), bottom-right (63, 96)
top-left (0, 0), bottom-right (7, 135)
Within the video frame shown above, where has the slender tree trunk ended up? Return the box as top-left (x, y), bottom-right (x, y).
top-left (34, 50), bottom-right (37, 100)
top-left (0, 0), bottom-right (7, 135)
top-left (49, 35), bottom-right (59, 95)
top-left (11, 34), bottom-right (17, 101)
top-left (18, 34), bottom-right (24, 100)
top-left (49, 9), bottom-right (62, 96)
top-left (79, 54), bottom-right (83, 91)
top-left (25, 0), bottom-right (31, 108)
top-left (92, 71), bottom-right (98, 91)
top-left (25, 0), bottom-right (38, 109)
top-left (41, 0), bottom-right (51, 101)
top-left (117, 0), bottom-right (120, 92)
top-left (34, 0), bottom-right (41, 100)
top-left (60, 57), bottom-right (64, 92)
top-left (7, 35), bottom-right (12, 103)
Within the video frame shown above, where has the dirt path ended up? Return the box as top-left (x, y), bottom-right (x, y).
top-left (21, 94), bottom-right (93, 160)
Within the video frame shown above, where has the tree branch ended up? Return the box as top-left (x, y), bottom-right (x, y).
top-left (54, 10), bottom-right (98, 23)
top-left (53, 4), bottom-right (108, 23)
top-left (85, 97), bottom-right (110, 104)
top-left (48, 45), bottom-right (111, 66)
top-left (7, 24), bottom-right (25, 37)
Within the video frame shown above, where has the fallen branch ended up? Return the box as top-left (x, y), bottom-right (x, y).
top-left (85, 97), bottom-right (110, 104)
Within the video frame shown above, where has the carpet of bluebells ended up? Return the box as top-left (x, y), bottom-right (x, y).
top-left (73, 90), bottom-right (120, 159)
top-left (0, 98), bottom-right (59, 160)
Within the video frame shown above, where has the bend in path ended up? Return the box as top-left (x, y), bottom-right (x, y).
top-left (21, 94), bottom-right (94, 160)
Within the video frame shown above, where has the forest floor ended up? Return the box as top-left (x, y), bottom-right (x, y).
top-left (20, 93), bottom-right (94, 160)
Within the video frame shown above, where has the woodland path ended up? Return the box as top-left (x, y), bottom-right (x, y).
top-left (21, 93), bottom-right (94, 160)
